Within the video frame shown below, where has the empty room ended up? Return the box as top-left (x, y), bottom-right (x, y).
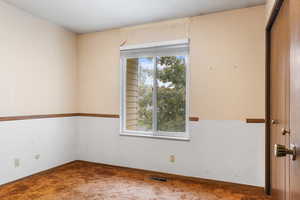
top-left (0, 0), bottom-right (299, 199)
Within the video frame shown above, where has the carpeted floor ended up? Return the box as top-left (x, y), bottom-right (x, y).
top-left (0, 161), bottom-right (271, 200)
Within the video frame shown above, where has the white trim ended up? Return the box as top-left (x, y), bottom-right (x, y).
top-left (119, 56), bottom-right (125, 134)
top-left (120, 39), bottom-right (189, 51)
top-left (120, 132), bottom-right (190, 141)
top-left (185, 53), bottom-right (190, 139)
top-left (152, 57), bottom-right (158, 135)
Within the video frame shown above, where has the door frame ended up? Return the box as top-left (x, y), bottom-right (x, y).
top-left (265, 0), bottom-right (285, 195)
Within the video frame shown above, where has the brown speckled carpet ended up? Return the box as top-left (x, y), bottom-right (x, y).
top-left (0, 161), bottom-right (270, 200)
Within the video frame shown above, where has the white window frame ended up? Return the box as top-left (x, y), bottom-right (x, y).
top-left (120, 39), bottom-right (190, 141)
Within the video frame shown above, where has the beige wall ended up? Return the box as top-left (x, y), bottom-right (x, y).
top-left (0, 1), bottom-right (77, 116)
top-left (77, 30), bottom-right (120, 114)
top-left (0, 2), bottom-right (265, 120)
top-left (190, 6), bottom-right (265, 120)
top-left (120, 18), bottom-right (190, 46)
top-left (77, 5), bottom-right (265, 120)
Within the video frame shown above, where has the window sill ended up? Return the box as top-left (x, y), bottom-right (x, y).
top-left (120, 132), bottom-right (190, 141)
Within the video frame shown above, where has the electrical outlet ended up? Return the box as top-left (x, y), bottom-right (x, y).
top-left (14, 158), bottom-right (20, 168)
top-left (170, 155), bottom-right (175, 163)
top-left (35, 154), bottom-right (40, 160)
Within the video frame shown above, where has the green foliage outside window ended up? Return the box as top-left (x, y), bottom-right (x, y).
top-left (137, 56), bottom-right (186, 132)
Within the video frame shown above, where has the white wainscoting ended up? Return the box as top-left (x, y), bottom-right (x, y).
top-left (0, 117), bottom-right (77, 185)
top-left (76, 117), bottom-right (265, 187)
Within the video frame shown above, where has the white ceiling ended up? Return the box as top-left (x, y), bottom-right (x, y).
top-left (3, 0), bottom-right (266, 34)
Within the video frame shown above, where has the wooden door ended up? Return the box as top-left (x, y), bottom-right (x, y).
top-left (289, 0), bottom-right (300, 199)
top-left (270, 0), bottom-right (290, 199)
top-left (268, 0), bottom-right (300, 200)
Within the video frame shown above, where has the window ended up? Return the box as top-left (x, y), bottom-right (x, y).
top-left (120, 40), bottom-right (189, 140)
